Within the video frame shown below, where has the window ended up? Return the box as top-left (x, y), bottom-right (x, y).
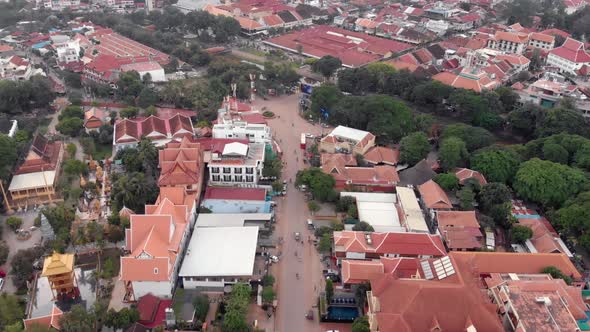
top-left (212, 175), bottom-right (220, 181)
top-left (235, 175), bottom-right (243, 182)
top-left (234, 168), bottom-right (242, 174)
top-left (246, 176), bottom-right (254, 182)
top-left (223, 167), bottom-right (231, 174)
top-left (211, 167), bottom-right (219, 173)
top-left (246, 168), bottom-right (254, 174)
top-left (224, 175), bottom-right (232, 182)
top-left (154, 268), bottom-right (159, 274)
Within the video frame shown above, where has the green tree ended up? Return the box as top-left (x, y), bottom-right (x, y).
top-left (495, 86), bottom-right (519, 113)
top-left (513, 158), bottom-right (587, 207)
top-left (352, 221), bottom-right (374, 232)
top-left (310, 84), bottom-right (342, 114)
top-left (364, 95), bottom-right (415, 143)
top-left (399, 132), bottom-right (430, 165)
top-left (439, 137), bottom-right (469, 170)
top-left (0, 293), bottom-right (24, 330)
top-left (555, 192), bottom-right (590, 250)
top-left (59, 106), bottom-right (84, 120)
top-left (542, 266), bottom-right (572, 285)
top-left (118, 71), bottom-right (144, 102)
top-left (508, 103), bottom-right (542, 138)
top-left (308, 201), bottom-right (320, 214)
top-left (325, 279), bottom-right (334, 303)
top-left (262, 274), bottom-right (275, 287)
top-left (120, 106), bottom-right (139, 119)
top-left (104, 307), bottom-right (140, 330)
top-left (312, 55), bottom-right (342, 79)
top-left (512, 225), bottom-right (533, 244)
top-left (63, 159), bottom-right (88, 176)
top-left (470, 146), bottom-right (521, 184)
top-left (222, 283), bottom-right (251, 332)
top-left (262, 286), bottom-right (275, 303)
top-left (435, 173), bottom-right (460, 191)
top-left (193, 295), bottom-right (210, 321)
top-left (458, 187), bottom-right (475, 211)
top-left (318, 233), bottom-right (331, 252)
top-left (0, 134), bottom-right (16, 180)
top-left (59, 304), bottom-right (95, 332)
top-left (137, 87), bottom-right (159, 108)
top-left (542, 142), bottom-right (569, 164)
top-left (352, 316), bottom-right (371, 332)
top-left (478, 183), bottom-right (511, 212)
top-left (5, 216), bottom-right (22, 232)
top-left (110, 172), bottom-right (159, 213)
top-left (66, 143), bottom-right (77, 158)
top-left (295, 168), bottom-right (336, 202)
top-left (144, 105), bottom-right (158, 116)
top-left (336, 196), bottom-right (356, 212)
top-left (441, 124), bottom-right (493, 151)
top-left (535, 107), bottom-right (590, 138)
top-left (56, 117), bottom-right (84, 137)
top-left (0, 241), bottom-right (8, 265)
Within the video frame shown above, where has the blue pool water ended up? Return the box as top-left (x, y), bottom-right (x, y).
top-left (327, 306), bottom-right (359, 321)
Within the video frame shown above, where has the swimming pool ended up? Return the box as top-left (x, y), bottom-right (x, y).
top-left (327, 306), bottom-right (360, 321)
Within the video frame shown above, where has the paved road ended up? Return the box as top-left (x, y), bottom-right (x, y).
top-left (253, 95), bottom-right (350, 332)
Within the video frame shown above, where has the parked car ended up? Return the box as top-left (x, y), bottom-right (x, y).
top-left (294, 232), bottom-right (301, 241)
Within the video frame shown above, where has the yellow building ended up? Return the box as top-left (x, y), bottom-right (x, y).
top-left (42, 252), bottom-right (77, 300)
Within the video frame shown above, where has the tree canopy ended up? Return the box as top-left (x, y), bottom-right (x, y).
top-left (312, 55), bottom-right (342, 78)
top-left (399, 132), bottom-right (430, 165)
top-left (513, 158), bottom-right (587, 208)
top-left (441, 124), bottom-right (494, 151)
top-left (439, 137), bottom-right (469, 170)
top-left (470, 146), bottom-right (521, 184)
top-left (295, 168), bottom-right (337, 202)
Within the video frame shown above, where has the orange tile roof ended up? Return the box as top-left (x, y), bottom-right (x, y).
top-left (437, 210), bottom-right (480, 228)
top-left (158, 137), bottom-right (203, 189)
top-left (342, 260), bottom-right (384, 284)
top-left (530, 32), bottom-right (555, 44)
top-left (23, 305), bottom-right (63, 331)
top-left (518, 218), bottom-right (567, 255)
top-left (418, 180), bottom-right (452, 209)
top-left (121, 188), bottom-right (193, 283)
top-left (364, 146), bottom-right (400, 165)
top-left (449, 251), bottom-right (581, 280)
top-left (454, 168), bottom-right (487, 186)
top-left (334, 231), bottom-right (446, 257)
top-left (493, 31), bottom-right (529, 44)
top-left (385, 59), bottom-right (419, 72)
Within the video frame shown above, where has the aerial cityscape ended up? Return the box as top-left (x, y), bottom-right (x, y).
top-left (0, 0), bottom-right (590, 331)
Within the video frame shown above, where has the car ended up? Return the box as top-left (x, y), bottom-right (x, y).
top-left (270, 255), bottom-right (279, 263)
top-left (305, 133), bottom-right (314, 138)
top-left (0, 278), bottom-right (4, 290)
top-left (294, 232), bottom-right (301, 241)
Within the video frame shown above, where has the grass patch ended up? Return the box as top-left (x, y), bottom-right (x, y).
top-left (239, 47), bottom-right (266, 57)
top-left (92, 143), bottom-right (112, 160)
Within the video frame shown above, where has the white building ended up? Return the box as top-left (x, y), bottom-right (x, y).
top-left (425, 19), bottom-right (450, 36)
top-left (120, 61), bottom-right (166, 83)
top-left (0, 56), bottom-right (39, 81)
top-left (208, 142), bottom-right (265, 186)
top-left (340, 192), bottom-right (405, 233)
top-left (547, 38), bottom-right (590, 76)
top-left (35, 0), bottom-right (80, 10)
top-left (56, 40), bottom-right (80, 65)
top-left (179, 226), bottom-right (259, 290)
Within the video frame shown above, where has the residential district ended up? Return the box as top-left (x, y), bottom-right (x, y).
top-left (2, 0), bottom-right (590, 331)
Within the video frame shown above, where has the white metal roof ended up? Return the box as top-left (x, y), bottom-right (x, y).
top-left (179, 226), bottom-right (259, 277)
top-left (341, 192), bottom-right (403, 232)
top-left (195, 213), bottom-right (272, 228)
top-left (329, 125), bottom-right (370, 142)
top-left (222, 142), bottom-right (248, 156)
top-left (396, 187), bottom-right (429, 233)
top-left (8, 171), bottom-right (56, 191)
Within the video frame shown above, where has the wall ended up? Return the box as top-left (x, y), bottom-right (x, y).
top-left (201, 199), bottom-right (271, 213)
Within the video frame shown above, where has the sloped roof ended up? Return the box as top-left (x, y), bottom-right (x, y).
top-left (549, 37), bottom-right (590, 63)
top-left (437, 211), bottom-right (483, 250)
top-left (454, 168), bottom-right (487, 186)
top-left (398, 159), bottom-right (436, 186)
top-left (364, 146), bottom-right (400, 165)
top-left (42, 252), bottom-right (74, 276)
top-left (418, 180), bottom-right (452, 209)
top-left (334, 230), bottom-right (446, 256)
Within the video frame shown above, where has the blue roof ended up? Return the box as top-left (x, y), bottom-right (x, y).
top-left (32, 41), bottom-right (50, 49)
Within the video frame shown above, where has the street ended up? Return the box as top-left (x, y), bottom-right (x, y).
top-left (253, 94), bottom-right (350, 332)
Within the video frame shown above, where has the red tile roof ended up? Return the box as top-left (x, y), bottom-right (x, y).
top-left (114, 114), bottom-right (193, 144)
top-left (203, 187), bottom-right (266, 201)
top-left (158, 137), bottom-right (203, 189)
top-left (15, 135), bottom-right (63, 175)
top-left (333, 231), bottom-right (447, 257)
top-left (437, 211), bottom-right (483, 250)
top-left (264, 25), bottom-right (412, 67)
top-left (418, 180), bottom-right (452, 209)
top-left (549, 37), bottom-right (590, 63)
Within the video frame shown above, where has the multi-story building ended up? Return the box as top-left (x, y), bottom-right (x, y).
top-left (208, 142), bottom-right (265, 186)
top-left (56, 40), bottom-right (80, 66)
top-left (35, 0), bottom-right (79, 10)
top-left (158, 137), bottom-right (204, 195)
top-left (320, 126), bottom-right (376, 156)
top-left (486, 31), bottom-right (529, 54)
top-left (528, 32), bottom-right (555, 50)
top-left (547, 37), bottom-right (590, 75)
top-left (212, 105), bottom-right (271, 143)
top-left (0, 56), bottom-right (35, 81)
top-left (120, 187), bottom-right (197, 300)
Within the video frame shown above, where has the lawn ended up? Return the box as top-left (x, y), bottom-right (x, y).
top-left (92, 143), bottom-right (112, 160)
